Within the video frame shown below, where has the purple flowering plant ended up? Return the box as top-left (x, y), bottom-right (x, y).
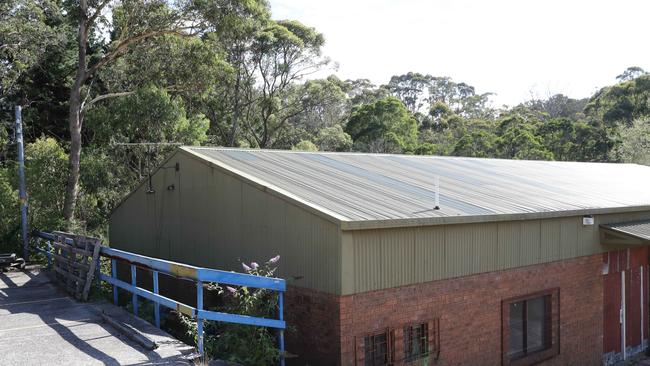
top-left (189, 255), bottom-right (282, 363)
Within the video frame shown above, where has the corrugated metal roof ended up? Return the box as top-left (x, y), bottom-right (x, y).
top-left (601, 220), bottom-right (650, 241)
top-left (183, 147), bottom-right (650, 227)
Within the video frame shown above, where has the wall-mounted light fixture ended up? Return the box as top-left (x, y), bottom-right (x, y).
top-left (582, 215), bottom-right (594, 226)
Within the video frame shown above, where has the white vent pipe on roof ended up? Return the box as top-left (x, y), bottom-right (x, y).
top-left (434, 176), bottom-right (440, 210)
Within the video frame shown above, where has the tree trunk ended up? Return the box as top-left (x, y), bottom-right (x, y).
top-left (63, 92), bottom-right (82, 223)
top-left (62, 1), bottom-right (88, 225)
top-left (228, 69), bottom-right (241, 147)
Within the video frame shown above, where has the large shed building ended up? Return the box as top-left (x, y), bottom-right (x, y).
top-left (110, 147), bottom-right (650, 365)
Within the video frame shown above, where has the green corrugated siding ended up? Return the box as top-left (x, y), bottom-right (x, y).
top-left (519, 221), bottom-right (541, 266)
top-left (110, 152), bottom-right (342, 294)
top-left (344, 211), bottom-right (650, 294)
top-left (498, 222), bottom-right (520, 269)
top-left (539, 219), bottom-right (561, 262)
top-left (413, 227), bottom-right (446, 283)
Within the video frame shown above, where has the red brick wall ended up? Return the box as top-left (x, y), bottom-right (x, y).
top-left (287, 254), bottom-right (604, 366)
top-left (341, 254), bottom-right (604, 365)
top-left (285, 286), bottom-right (342, 365)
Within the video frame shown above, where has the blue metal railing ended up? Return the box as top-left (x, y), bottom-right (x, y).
top-left (32, 231), bottom-right (286, 365)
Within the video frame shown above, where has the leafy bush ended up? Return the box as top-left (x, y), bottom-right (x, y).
top-left (315, 125), bottom-right (353, 152)
top-left (292, 140), bottom-right (318, 151)
top-left (178, 255), bottom-right (282, 365)
top-left (0, 167), bottom-right (19, 252)
top-left (24, 137), bottom-right (68, 231)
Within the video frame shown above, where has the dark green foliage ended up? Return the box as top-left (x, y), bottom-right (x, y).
top-left (453, 131), bottom-right (497, 158)
top-left (345, 96), bottom-right (418, 153)
top-left (315, 125), bottom-right (353, 151)
top-left (177, 257), bottom-right (282, 365)
top-left (0, 0), bottom-right (65, 100)
top-left (85, 86), bottom-right (209, 146)
top-left (0, 167), bottom-right (19, 253)
top-left (24, 137), bottom-right (68, 231)
top-left (585, 75), bottom-right (650, 127)
top-left (0, 138), bottom-right (68, 252)
top-left (0, 0), bottom-right (642, 241)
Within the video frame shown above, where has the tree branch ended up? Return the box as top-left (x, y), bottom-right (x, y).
top-left (80, 79), bottom-right (95, 111)
top-left (86, 28), bottom-right (196, 78)
top-left (83, 91), bottom-right (135, 110)
top-left (81, 84), bottom-right (199, 111)
top-left (86, 0), bottom-right (112, 28)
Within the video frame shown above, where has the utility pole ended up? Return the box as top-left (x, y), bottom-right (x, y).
top-left (15, 105), bottom-right (28, 262)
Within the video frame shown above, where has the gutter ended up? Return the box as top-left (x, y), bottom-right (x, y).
top-left (340, 205), bottom-right (650, 231)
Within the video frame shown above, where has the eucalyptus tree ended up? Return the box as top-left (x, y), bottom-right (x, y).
top-left (385, 72), bottom-right (432, 114)
top-left (617, 118), bottom-right (650, 165)
top-left (0, 0), bottom-right (63, 101)
top-left (427, 76), bottom-right (493, 118)
top-left (345, 96), bottom-right (418, 153)
top-left (240, 19), bottom-right (330, 147)
top-left (342, 78), bottom-right (389, 106)
top-left (62, 0), bottom-right (206, 223)
top-left (585, 74), bottom-right (650, 128)
top-left (494, 114), bottom-right (552, 160)
top-left (617, 66), bottom-right (647, 83)
top-left (196, 0), bottom-right (271, 146)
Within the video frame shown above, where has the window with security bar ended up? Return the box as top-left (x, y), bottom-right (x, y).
top-left (364, 330), bottom-right (393, 366)
top-left (403, 323), bottom-right (428, 362)
top-left (402, 318), bottom-right (440, 363)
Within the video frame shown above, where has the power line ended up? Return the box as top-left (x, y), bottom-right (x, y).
top-left (110, 142), bottom-right (183, 146)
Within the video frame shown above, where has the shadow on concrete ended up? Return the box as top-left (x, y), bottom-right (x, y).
top-left (0, 268), bottom-right (186, 365)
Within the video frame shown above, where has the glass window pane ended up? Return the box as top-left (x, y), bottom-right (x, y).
top-left (404, 324), bottom-right (429, 361)
top-left (416, 324), bottom-right (427, 355)
top-left (403, 326), bottom-right (412, 357)
top-left (526, 296), bottom-right (548, 353)
top-left (508, 301), bottom-right (525, 358)
top-left (364, 336), bottom-right (372, 366)
top-left (376, 335), bottom-right (388, 364)
top-left (365, 333), bottom-right (388, 366)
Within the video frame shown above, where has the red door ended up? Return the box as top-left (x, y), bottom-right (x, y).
top-left (627, 266), bottom-right (642, 349)
top-left (603, 268), bottom-right (622, 354)
top-left (603, 248), bottom-right (649, 360)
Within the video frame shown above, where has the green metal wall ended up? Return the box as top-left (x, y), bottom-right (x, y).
top-left (341, 210), bottom-right (650, 294)
top-left (109, 151), bottom-right (342, 294)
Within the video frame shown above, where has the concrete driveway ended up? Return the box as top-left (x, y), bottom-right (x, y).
top-left (0, 267), bottom-right (195, 365)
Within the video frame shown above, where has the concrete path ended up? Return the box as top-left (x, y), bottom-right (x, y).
top-left (0, 267), bottom-right (195, 365)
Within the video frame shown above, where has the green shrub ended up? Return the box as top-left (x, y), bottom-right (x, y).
top-left (177, 256), bottom-right (283, 365)
top-left (24, 137), bottom-right (68, 231)
top-left (0, 168), bottom-right (19, 252)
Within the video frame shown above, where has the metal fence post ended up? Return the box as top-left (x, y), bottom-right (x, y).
top-left (46, 241), bottom-right (52, 269)
top-left (279, 291), bottom-right (285, 366)
top-left (15, 105), bottom-right (29, 262)
top-left (153, 271), bottom-right (160, 328)
top-left (111, 259), bottom-right (118, 305)
top-left (131, 264), bottom-right (138, 316)
top-left (197, 280), bottom-right (204, 356)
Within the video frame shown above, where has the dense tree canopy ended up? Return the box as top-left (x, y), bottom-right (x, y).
top-left (1, 0), bottom-right (649, 255)
top-left (345, 96), bottom-right (418, 153)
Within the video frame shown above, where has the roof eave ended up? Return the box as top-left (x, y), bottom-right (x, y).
top-left (340, 205), bottom-right (650, 231)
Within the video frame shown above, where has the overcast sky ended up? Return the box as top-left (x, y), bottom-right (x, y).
top-left (270, 0), bottom-right (650, 106)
